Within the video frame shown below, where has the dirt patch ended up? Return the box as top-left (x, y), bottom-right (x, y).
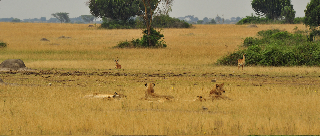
top-left (0, 59), bottom-right (35, 71)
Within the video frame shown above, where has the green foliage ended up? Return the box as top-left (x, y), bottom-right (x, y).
top-left (210, 19), bottom-right (216, 24)
top-left (88, 0), bottom-right (140, 21)
top-left (243, 37), bottom-right (259, 47)
top-left (11, 18), bottom-right (21, 22)
top-left (100, 15), bottom-right (192, 29)
top-left (236, 15), bottom-right (276, 25)
top-left (100, 18), bottom-right (136, 29)
top-left (251, 0), bottom-right (292, 20)
top-left (304, 0), bottom-right (320, 29)
top-left (217, 29), bottom-right (320, 66)
top-left (51, 12), bottom-right (70, 23)
top-left (89, 0), bottom-right (186, 29)
top-left (257, 29), bottom-right (281, 37)
top-left (115, 27), bottom-right (167, 48)
top-left (293, 17), bottom-right (304, 24)
top-left (281, 5), bottom-right (296, 24)
top-left (304, 0), bottom-right (320, 42)
top-left (237, 14), bottom-right (302, 25)
top-left (0, 41), bottom-right (7, 48)
top-left (81, 15), bottom-right (95, 23)
top-left (152, 15), bottom-right (191, 28)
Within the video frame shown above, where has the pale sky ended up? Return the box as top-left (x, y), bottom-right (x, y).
top-left (0, 0), bottom-right (310, 20)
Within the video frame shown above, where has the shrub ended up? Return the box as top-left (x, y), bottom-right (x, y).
top-left (114, 27), bottom-right (167, 48)
top-left (236, 15), bottom-right (305, 25)
top-left (100, 18), bottom-right (136, 29)
top-left (236, 15), bottom-right (282, 25)
top-left (217, 29), bottom-right (320, 66)
top-left (0, 41), bottom-right (7, 48)
top-left (243, 37), bottom-right (260, 47)
top-left (270, 31), bottom-right (292, 40)
top-left (293, 17), bottom-right (304, 24)
top-left (259, 45), bottom-right (291, 66)
top-left (257, 29), bottom-right (281, 37)
top-left (152, 15), bottom-right (191, 28)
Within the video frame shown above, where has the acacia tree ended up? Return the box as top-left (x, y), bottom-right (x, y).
top-left (51, 12), bottom-right (70, 23)
top-left (86, 0), bottom-right (173, 47)
top-left (251, 0), bottom-right (292, 20)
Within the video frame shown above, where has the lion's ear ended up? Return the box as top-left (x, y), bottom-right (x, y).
top-left (220, 83), bottom-right (224, 87)
top-left (216, 84), bottom-right (219, 88)
top-left (153, 83), bottom-right (155, 86)
top-left (145, 83), bottom-right (148, 87)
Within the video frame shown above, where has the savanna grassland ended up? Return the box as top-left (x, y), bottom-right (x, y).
top-left (0, 22), bottom-right (320, 135)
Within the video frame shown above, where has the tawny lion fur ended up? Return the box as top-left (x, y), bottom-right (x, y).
top-left (196, 83), bottom-right (231, 101)
top-left (144, 83), bottom-right (174, 100)
top-left (83, 92), bottom-right (126, 100)
top-left (209, 83), bottom-right (231, 100)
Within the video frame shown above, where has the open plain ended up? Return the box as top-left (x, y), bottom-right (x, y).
top-left (0, 22), bottom-right (320, 135)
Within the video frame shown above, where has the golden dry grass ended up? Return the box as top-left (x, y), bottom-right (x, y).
top-left (0, 22), bottom-right (319, 135)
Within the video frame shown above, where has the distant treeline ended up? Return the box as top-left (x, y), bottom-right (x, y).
top-left (236, 15), bottom-right (304, 25)
top-left (177, 15), bottom-right (242, 24)
top-left (0, 16), bottom-right (101, 24)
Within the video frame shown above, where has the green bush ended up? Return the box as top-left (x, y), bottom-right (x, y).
top-left (152, 15), bottom-right (191, 28)
top-left (100, 18), bottom-right (136, 29)
top-left (243, 37), bottom-right (259, 47)
top-left (114, 27), bottom-right (166, 48)
top-left (293, 17), bottom-right (304, 24)
top-left (237, 15), bottom-right (304, 25)
top-left (0, 41), bottom-right (7, 48)
top-left (257, 29), bottom-right (281, 37)
top-left (236, 15), bottom-right (281, 25)
top-left (217, 29), bottom-right (320, 66)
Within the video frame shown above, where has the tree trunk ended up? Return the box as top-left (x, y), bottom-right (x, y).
top-left (142, 0), bottom-right (160, 47)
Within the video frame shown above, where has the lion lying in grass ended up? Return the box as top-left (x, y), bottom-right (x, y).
top-left (196, 83), bottom-right (231, 101)
top-left (83, 92), bottom-right (126, 100)
top-left (143, 83), bottom-right (174, 101)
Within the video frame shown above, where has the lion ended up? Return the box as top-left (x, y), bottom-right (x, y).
top-left (83, 92), bottom-right (126, 100)
top-left (209, 83), bottom-right (225, 96)
top-left (209, 83), bottom-right (231, 100)
top-left (196, 83), bottom-right (231, 101)
top-left (144, 83), bottom-right (174, 100)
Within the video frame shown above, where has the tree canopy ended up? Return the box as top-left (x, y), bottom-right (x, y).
top-left (281, 5), bottom-right (296, 24)
top-left (87, 0), bottom-right (141, 21)
top-left (251, 0), bottom-right (292, 20)
top-left (304, 0), bottom-right (320, 29)
top-left (81, 15), bottom-right (95, 23)
top-left (51, 12), bottom-right (70, 23)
